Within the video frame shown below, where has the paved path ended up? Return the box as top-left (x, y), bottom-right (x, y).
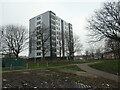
top-left (77, 63), bottom-right (120, 83)
top-left (2, 62), bottom-right (119, 83)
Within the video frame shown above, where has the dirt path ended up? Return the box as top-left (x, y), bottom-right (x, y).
top-left (76, 63), bottom-right (119, 83)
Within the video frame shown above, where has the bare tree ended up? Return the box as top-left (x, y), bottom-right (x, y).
top-left (84, 44), bottom-right (105, 60)
top-left (85, 50), bottom-right (89, 60)
top-left (0, 27), bottom-right (10, 55)
top-left (85, 46), bottom-right (95, 60)
top-left (105, 39), bottom-right (120, 59)
top-left (88, 46), bottom-right (95, 60)
top-left (64, 33), bottom-right (82, 60)
top-left (73, 34), bottom-right (83, 55)
top-left (95, 47), bottom-right (104, 60)
top-left (64, 31), bottom-right (70, 59)
top-left (30, 23), bottom-right (50, 60)
top-left (1, 25), bottom-right (28, 58)
top-left (87, 1), bottom-right (120, 42)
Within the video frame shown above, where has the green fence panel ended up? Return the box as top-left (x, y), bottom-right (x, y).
top-left (2, 58), bottom-right (23, 67)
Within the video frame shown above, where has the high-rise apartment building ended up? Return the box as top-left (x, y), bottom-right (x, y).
top-left (29, 11), bottom-right (73, 59)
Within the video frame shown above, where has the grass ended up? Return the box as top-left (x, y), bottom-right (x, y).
top-left (2, 67), bottom-right (10, 71)
top-left (24, 62), bottom-right (47, 68)
top-left (89, 60), bottom-right (119, 75)
top-left (23, 61), bottom-right (88, 69)
top-left (2, 66), bottom-right (26, 71)
top-left (43, 60), bottom-right (88, 67)
top-left (58, 65), bottom-right (85, 72)
top-left (2, 60), bottom-right (100, 71)
top-left (0, 67), bottom-right (2, 71)
top-left (25, 60), bottom-right (93, 69)
top-left (2, 60), bottom-right (88, 71)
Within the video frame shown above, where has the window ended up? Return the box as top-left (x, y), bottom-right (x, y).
top-left (37, 41), bottom-right (41, 45)
top-left (52, 31), bottom-right (56, 36)
top-left (57, 41), bottom-right (59, 44)
top-left (36, 26), bottom-right (41, 30)
top-left (37, 52), bottom-right (41, 56)
top-left (70, 26), bottom-right (72, 30)
top-left (51, 19), bottom-right (55, 25)
top-left (65, 31), bottom-right (66, 34)
top-left (37, 17), bottom-right (41, 20)
top-left (37, 21), bottom-right (41, 25)
top-left (59, 32), bottom-right (61, 35)
top-left (37, 36), bottom-right (41, 39)
top-left (51, 14), bottom-right (55, 20)
top-left (51, 25), bottom-right (55, 30)
top-left (58, 28), bottom-right (60, 30)
top-left (37, 47), bottom-right (41, 50)
top-left (52, 48), bottom-right (56, 52)
top-left (59, 41), bottom-right (61, 45)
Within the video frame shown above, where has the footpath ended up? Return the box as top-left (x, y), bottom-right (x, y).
top-left (2, 62), bottom-right (119, 83)
top-left (77, 63), bottom-right (119, 83)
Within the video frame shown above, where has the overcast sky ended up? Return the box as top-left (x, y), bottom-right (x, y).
top-left (0, 0), bottom-right (114, 56)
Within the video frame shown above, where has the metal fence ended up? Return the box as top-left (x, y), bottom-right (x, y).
top-left (2, 58), bottom-right (23, 67)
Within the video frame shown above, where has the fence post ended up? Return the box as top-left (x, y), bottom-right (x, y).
top-left (26, 63), bottom-right (28, 69)
top-left (10, 64), bottom-right (12, 70)
top-left (37, 63), bottom-right (39, 68)
top-left (46, 62), bottom-right (48, 67)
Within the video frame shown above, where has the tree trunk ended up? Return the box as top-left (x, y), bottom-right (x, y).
top-left (43, 50), bottom-right (45, 60)
top-left (15, 54), bottom-right (19, 58)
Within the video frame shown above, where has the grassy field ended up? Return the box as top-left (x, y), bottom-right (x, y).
top-left (58, 65), bottom-right (85, 72)
top-left (2, 60), bottom-right (89, 71)
top-left (26, 60), bottom-right (88, 68)
top-left (89, 60), bottom-right (119, 75)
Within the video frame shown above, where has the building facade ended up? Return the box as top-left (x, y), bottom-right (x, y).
top-left (29, 11), bottom-right (73, 59)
